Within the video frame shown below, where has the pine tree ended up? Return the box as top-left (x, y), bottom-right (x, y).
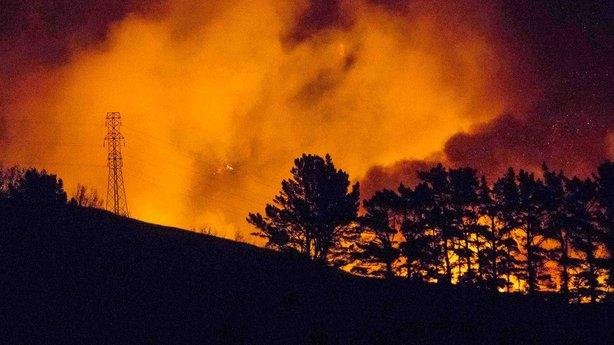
top-left (10, 168), bottom-right (68, 212)
top-left (542, 166), bottom-right (573, 299)
top-left (355, 189), bottom-right (401, 278)
top-left (515, 170), bottom-right (552, 294)
top-left (414, 164), bottom-right (456, 284)
top-left (479, 175), bottom-right (520, 291)
top-left (398, 183), bottom-right (443, 282)
top-left (492, 168), bottom-right (525, 292)
top-left (247, 154), bottom-right (359, 262)
top-left (565, 177), bottom-right (609, 303)
top-left (594, 161), bottom-right (613, 289)
top-left (448, 167), bottom-right (483, 285)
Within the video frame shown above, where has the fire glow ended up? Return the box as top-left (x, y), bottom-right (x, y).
top-left (0, 0), bottom-right (573, 238)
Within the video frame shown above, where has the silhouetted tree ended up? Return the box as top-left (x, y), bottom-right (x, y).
top-left (10, 168), bottom-right (67, 212)
top-left (354, 189), bottom-right (401, 278)
top-left (327, 222), bottom-right (362, 270)
top-left (514, 169), bottom-right (554, 293)
top-left (413, 164), bottom-right (457, 284)
top-left (492, 168), bottom-right (526, 292)
top-left (479, 175), bottom-right (520, 291)
top-left (0, 168), bottom-right (68, 249)
top-left (0, 166), bottom-right (24, 226)
top-left (477, 176), bottom-right (497, 288)
top-left (410, 165), bottom-right (486, 285)
top-left (0, 166), bottom-right (23, 197)
top-left (70, 183), bottom-right (103, 208)
top-left (398, 183), bottom-right (443, 282)
top-left (248, 154), bottom-right (359, 262)
top-left (542, 166), bottom-right (573, 298)
top-left (563, 177), bottom-right (609, 303)
top-left (594, 161), bottom-right (613, 288)
top-left (448, 167), bottom-right (485, 285)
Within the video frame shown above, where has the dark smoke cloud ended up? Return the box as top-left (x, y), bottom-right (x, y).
top-left (361, 0), bottom-right (613, 194)
top-left (0, 0), bottom-right (164, 139)
top-left (285, 0), bottom-right (353, 46)
top-left (361, 159), bottom-right (437, 198)
top-left (444, 0), bottom-right (613, 176)
top-left (0, 0), bottom-right (162, 75)
top-left (444, 110), bottom-right (611, 178)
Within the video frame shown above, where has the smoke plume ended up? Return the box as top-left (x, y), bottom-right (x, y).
top-left (1, 0), bottom-right (609, 238)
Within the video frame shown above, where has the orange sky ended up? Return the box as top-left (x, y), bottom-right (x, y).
top-left (0, 0), bottom-right (539, 237)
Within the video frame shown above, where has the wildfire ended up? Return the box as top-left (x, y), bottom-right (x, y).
top-left (1, 0), bottom-right (529, 237)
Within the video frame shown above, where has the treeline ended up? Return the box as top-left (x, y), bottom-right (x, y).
top-left (249, 154), bottom-right (613, 303)
top-left (0, 167), bottom-right (102, 214)
top-left (2, 160), bottom-right (612, 304)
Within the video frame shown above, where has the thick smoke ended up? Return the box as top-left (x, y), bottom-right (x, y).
top-left (362, 0), bottom-right (613, 194)
top-left (0, 0), bottom-right (162, 139)
top-left (360, 158), bottom-right (438, 198)
top-left (2, 0), bottom-right (607, 238)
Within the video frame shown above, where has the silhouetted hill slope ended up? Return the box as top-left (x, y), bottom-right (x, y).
top-left (1, 208), bottom-right (612, 344)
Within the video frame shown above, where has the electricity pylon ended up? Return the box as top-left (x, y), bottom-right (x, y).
top-left (104, 112), bottom-right (129, 216)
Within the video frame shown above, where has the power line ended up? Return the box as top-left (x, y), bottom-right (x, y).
top-left (123, 126), bottom-right (202, 161)
top-left (0, 161), bottom-right (105, 168)
top-left (7, 120), bottom-right (282, 188)
top-left (7, 141), bottom-right (94, 147)
top-left (123, 169), bottom-right (249, 220)
top-left (6, 119), bottom-right (285, 206)
top-left (123, 125), bottom-right (201, 155)
top-left (122, 126), bottom-right (281, 189)
top-left (8, 119), bottom-right (105, 128)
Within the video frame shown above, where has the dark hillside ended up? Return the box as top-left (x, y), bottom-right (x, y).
top-left (1, 207), bottom-right (611, 344)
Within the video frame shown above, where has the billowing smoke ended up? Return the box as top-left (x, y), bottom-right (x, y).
top-left (2, 0), bottom-right (607, 239)
top-left (363, 0), bottom-right (613, 194)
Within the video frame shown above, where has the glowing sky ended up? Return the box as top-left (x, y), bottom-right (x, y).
top-left (0, 0), bottom-right (611, 237)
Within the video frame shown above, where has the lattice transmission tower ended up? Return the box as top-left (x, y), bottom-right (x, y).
top-left (104, 112), bottom-right (129, 216)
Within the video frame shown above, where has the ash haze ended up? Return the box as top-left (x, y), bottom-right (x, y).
top-left (0, 0), bottom-right (611, 238)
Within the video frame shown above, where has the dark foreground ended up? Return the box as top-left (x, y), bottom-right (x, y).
top-left (1, 208), bottom-right (611, 344)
